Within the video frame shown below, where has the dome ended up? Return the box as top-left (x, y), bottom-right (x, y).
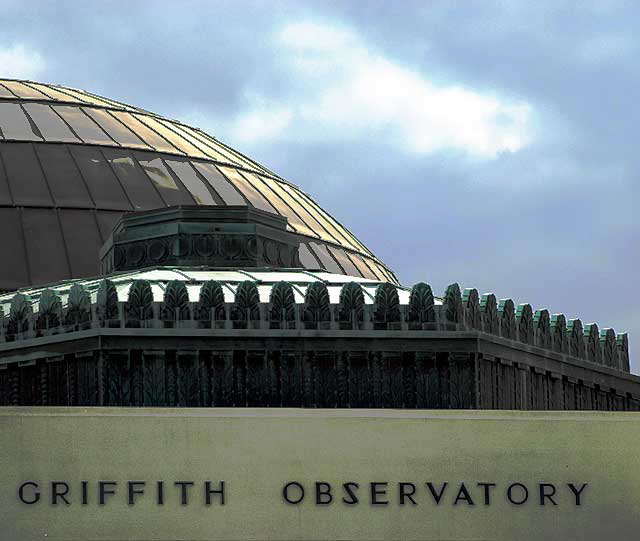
top-left (0, 78), bottom-right (396, 291)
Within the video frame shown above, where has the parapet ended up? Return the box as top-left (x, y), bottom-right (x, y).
top-left (0, 270), bottom-right (630, 374)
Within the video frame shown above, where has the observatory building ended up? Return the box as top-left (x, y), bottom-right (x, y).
top-left (0, 78), bottom-right (637, 410)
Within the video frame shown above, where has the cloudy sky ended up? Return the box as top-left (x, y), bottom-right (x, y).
top-left (1, 0), bottom-right (638, 368)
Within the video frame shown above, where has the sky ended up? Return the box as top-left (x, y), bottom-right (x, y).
top-left (0, 0), bottom-right (638, 369)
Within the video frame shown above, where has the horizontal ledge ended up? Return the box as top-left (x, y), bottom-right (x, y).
top-left (0, 327), bottom-right (636, 386)
top-left (1, 406), bottom-right (639, 422)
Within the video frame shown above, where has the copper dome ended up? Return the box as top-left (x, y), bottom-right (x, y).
top-left (0, 78), bottom-right (396, 291)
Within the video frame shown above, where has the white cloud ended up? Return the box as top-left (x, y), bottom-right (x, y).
top-left (0, 43), bottom-right (45, 79)
top-left (228, 21), bottom-right (533, 159)
top-left (231, 106), bottom-right (293, 145)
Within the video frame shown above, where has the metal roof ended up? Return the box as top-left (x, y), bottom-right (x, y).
top-left (0, 78), bottom-right (396, 290)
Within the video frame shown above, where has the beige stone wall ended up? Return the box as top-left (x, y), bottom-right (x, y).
top-left (1, 408), bottom-right (639, 541)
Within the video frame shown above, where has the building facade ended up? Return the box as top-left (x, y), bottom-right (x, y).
top-left (0, 78), bottom-right (636, 410)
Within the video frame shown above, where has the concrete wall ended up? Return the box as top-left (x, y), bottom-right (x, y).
top-left (1, 408), bottom-right (639, 540)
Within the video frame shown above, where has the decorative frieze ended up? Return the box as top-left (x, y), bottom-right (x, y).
top-left (99, 206), bottom-right (301, 273)
top-left (0, 278), bottom-right (631, 375)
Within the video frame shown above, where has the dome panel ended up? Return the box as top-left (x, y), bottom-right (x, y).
top-left (132, 114), bottom-right (204, 157)
top-left (35, 144), bottom-right (93, 207)
top-left (54, 105), bottom-right (114, 144)
top-left (22, 207), bottom-right (70, 284)
top-left (0, 208), bottom-right (29, 290)
top-left (0, 102), bottom-right (42, 140)
top-left (191, 162), bottom-right (247, 206)
top-left (218, 165), bottom-right (278, 215)
top-left (59, 209), bottom-right (104, 277)
top-left (1, 80), bottom-right (51, 100)
top-left (102, 147), bottom-right (166, 210)
top-left (68, 145), bottom-right (133, 210)
top-left (0, 84), bottom-right (14, 99)
top-left (164, 159), bottom-right (216, 205)
top-left (22, 103), bottom-right (80, 142)
top-left (112, 111), bottom-right (180, 154)
top-left (134, 154), bottom-right (193, 206)
top-left (83, 108), bottom-right (150, 149)
top-left (0, 143), bottom-right (52, 206)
